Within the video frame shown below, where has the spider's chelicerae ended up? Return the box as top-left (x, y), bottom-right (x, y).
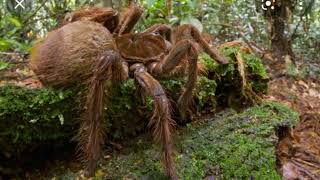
top-left (30, 2), bottom-right (228, 179)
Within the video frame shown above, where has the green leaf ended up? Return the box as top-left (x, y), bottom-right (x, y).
top-left (8, 17), bottom-right (22, 28)
top-left (0, 60), bottom-right (9, 71)
top-left (0, 39), bottom-right (10, 51)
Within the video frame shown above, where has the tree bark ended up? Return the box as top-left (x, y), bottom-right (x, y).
top-left (269, 1), bottom-right (295, 59)
top-left (259, 0), bottom-right (296, 63)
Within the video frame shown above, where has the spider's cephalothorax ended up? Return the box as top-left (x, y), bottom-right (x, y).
top-left (30, 2), bottom-right (228, 179)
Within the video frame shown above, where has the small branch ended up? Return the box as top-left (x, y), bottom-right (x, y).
top-left (0, 52), bottom-right (29, 64)
top-left (22, 0), bottom-right (50, 25)
top-left (0, 52), bottom-right (28, 56)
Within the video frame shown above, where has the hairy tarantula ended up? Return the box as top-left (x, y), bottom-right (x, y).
top-left (30, 3), bottom-right (228, 179)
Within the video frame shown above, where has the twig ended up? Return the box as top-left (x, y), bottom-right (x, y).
top-left (22, 0), bottom-right (50, 25)
top-left (0, 52), bottom-right (28, 56)
top-left (0, 52), bottom-right (29, 64)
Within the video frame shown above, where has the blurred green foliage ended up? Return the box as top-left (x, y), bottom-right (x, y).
top-left (0, 0), bottom-right (319, 60)
top-left (0, 60), bottom-right (10, 70)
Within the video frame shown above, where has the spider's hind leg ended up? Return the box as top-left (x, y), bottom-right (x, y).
top-left (149, 40), bottom-right (198, 120)
top-left (77, 51), bottom-right (128, 177)
top-left (131, 63), bottom-right (177, 179)
top-left (174, 24), bottom-right (229, 64)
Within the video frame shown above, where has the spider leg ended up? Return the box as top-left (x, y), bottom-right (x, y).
top-left (62, 7), bottom-right (119, 32)
top-left (131, 63), bottom-right (176, 179)
top-left (77, 51), bottom-right (128, 177)
top-left (149, 40), bottom-right (198, 119)
top-left (174, 24), bottom-right (229, 64)
top-left (143, 24), bottom-right (172, 41)
top-left (114, 2), bottom-right (144, 35)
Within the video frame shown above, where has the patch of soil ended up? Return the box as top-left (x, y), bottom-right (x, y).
top-left (267, 76), bottom-right (320, 179)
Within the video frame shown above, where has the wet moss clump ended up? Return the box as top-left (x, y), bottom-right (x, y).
top-left (0, 86), bottom-right (78, 156)
top-left (200, 44), bottom-right (269, 108)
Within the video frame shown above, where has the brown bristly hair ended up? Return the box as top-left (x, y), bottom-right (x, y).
top-left (114, 2), bottom-right (144, 35)
top-left (30, 21), bottom-right (115, 88)
top-left (62, 7), bottom-right (119, 32)
top-left (173, 24), bottom-right (228, 65)
top-left (76, 51), bottom-right (126, 177)
top-left (133, 65), bottom-right (176, 178)
top-left (177, 45), bottom-right (198, 120)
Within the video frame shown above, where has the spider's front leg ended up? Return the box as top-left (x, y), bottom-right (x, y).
top-left (77, 50), bottom-right (128, 177)
top-left (62, 7), bottom-right (119, 32)
top-left (149, 40), bottom-right (199, 119)
top-left (114, 2), bottom-right (144, 36)
top-left (131, 63), bottom-right (177, 179)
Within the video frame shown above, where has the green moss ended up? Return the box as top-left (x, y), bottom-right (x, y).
top-left (46, 102), bottom-right (298, 179)
top-left (84, 102), bottom-right (297, 179)
top-left (199, 45), bottom-right (269, 108)
top-left (0, 86), bottom-right (78, 154)
top-left (0, 60), bottom-right (10, 71)
top-left (0, 76), bottom-right (219, 157)
top-left (241, 52), bottom-right (268, 79)
top-left (200, 45), bottom-right (268, 84)
top-left (195, 76), bottom-right (217, 111)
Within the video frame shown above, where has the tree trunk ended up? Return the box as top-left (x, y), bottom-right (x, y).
top-left (268, 1), bottom-right (295, 60)
top-left (258, 0), bottom-right (296, 65)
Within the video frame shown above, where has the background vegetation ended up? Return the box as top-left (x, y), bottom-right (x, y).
top-left (0, 0), bottom-right (319, 61)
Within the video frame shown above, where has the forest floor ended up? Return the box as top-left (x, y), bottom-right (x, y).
top-left (268, 76), bottom-right (320, 179)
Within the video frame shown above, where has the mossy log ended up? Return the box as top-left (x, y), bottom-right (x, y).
top-left (0, 77), bottom-right (217, 156)
top-left (0, 44), bottom-right (269, 171)
top-left (45, 103), bottom-right (299, 179)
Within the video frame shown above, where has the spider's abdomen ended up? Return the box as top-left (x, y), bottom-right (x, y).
top-left (30, 20), bottom-right (114, 87)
